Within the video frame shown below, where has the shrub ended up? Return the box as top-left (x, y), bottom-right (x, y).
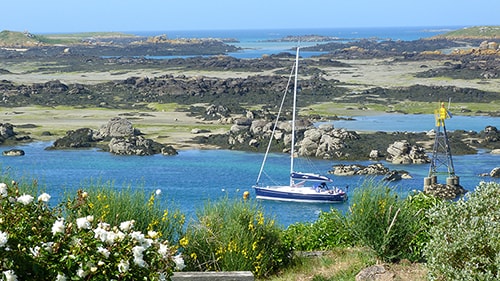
top-left (283, 209), bottom-right (352, 251)
top-left (425, 181), bottom-right (500, 281)
top-left (403, 190), bottom-right (442, 261)
top-left (0, 179), bottom-right (179, 280)
top-left (346, 180), bottom-right (423, 262)
top-left (180, 197), bottom-right (293, 278)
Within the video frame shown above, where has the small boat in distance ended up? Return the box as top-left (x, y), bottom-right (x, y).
top-left (252, 47), bottom-right (347, 203)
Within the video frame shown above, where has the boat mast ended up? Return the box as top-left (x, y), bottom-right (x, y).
top-left (255, 53), bottom-right (296, 185)
top-left (290, 47), bottom-right (299, 186)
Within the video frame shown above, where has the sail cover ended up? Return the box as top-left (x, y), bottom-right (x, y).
top-left (291, 172), bottom-right (333, 182)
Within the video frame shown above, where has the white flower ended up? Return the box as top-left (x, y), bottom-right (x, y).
top-left (118, 259), bottom-right (129, 273)
top-left (55, 273), bottom-right (67, 281)
top-left (155, 189), bottom-right (162, 195)
top-left (174, 253), bottom-right (186, 270)
top-left (29, 246), bottom-right (41, 257)
top-left (17, 194), bottom-right (34, 205)
top-left (37, 192), bottom-right (51, 202)
top-left (52, 218), bottom-right (65, 235)
top-left (0, 231), bottom-right (8, 247)
top-left (148, 230), bottom-right (159, 239)
top-left (119, 220), bottom-right (134, 232)
top-left (158, 243), bottom-right (169, 258)
top-left (97, 246), bottom-right (110, 258)
top-left (76, 216), bottom-right (93, 230)
top-left (2, 270), bottom-right (17, 281)
top-left (130, 231), bottom-right (146, 243)
top-left (132, 246), bottom-right (147, 267)
top-left (76, 264), bottom-right (87, 278)
top-left (0, 183), bottom-right (7, 198)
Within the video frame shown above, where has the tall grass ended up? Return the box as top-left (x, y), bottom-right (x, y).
top-left (180, 197), bottom-right (293, 278)
top-left (64, 179), bottom-right (185, 244)
top-left (347, 180), bottom-right (416, 261)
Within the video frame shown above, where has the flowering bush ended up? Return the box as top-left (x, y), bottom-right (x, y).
top-left (0, 180), bottom-right (182, 280)
top-left (179, 197), bottom-right (292, 278)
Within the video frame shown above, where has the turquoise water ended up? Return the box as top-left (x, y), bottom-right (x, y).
top-left (1, 139), bottom-right (498, 227)
top-left (324, 114), bottom-right (500, 132)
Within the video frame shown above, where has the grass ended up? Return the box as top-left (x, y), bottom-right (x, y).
top-left (264, 248), bottom-right (378, 281)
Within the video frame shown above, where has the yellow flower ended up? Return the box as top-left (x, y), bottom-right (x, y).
top-left (252, 241), bottom-right (258, 251)
top-left (190, 252), bottom-right (197, 260)
top-left (179, 237), bottom-right (189, 247)
top-left (257, 212), bottom-right (264, 225)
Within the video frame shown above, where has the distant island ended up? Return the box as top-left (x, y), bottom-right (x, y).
top-left (263, 34), bottom-right (340, 42)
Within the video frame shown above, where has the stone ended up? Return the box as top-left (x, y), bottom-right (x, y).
top-left (2, 149), bottom-right (25, 156)
top-left (95, 117), bottom-right (137, 140)
top-left (356, 265), bottom-right (395, 281)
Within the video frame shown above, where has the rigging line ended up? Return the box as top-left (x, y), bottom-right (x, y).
top-left (255, 52), bottom-right (297, 185)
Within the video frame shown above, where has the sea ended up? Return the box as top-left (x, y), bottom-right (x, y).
top-left (3, 26), bottom-right (499, 227)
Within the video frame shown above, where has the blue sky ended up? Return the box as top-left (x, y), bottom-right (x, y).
top-left (2, 0), bottom-right (499, 33)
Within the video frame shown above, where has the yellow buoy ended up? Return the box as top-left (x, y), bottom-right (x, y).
top-left (243, 191), bottom-right (250, 200)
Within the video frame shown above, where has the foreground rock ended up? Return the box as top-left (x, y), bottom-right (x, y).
top-left (48, 117), bottom-right (177, 156)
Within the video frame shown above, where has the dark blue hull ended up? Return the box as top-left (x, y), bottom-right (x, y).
top-left (253, 186), bottom-right (347, 203)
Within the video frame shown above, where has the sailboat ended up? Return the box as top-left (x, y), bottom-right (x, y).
top-left (252, 47), bottom-right (348, 203)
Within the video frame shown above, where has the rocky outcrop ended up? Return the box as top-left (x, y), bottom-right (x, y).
top-left (328, 163), bottom-right (411, 180)
top-left (51, 128), bottom-right (95, 148)
top-left (2, 149), bottom-right (25, 156)
top-left (108, 136), bottom-right (177, 156)
top-left (223, 115), bottom-right (361, 159)
top-left (330, 163), bottom-right (389, 176)
top-left (386, 140), bottom-right (429, 164)
top-left (49, 117), bottom-right (177, 156)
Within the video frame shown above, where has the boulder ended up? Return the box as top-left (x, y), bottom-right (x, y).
top-left (386, 140), bottom-right (429, 164)
top-left (490, 167), bottom-right (500, 178)
top-left (94, 117), bottom-right (138, 140)
top-left (2, 149), bottom-right (25, 156)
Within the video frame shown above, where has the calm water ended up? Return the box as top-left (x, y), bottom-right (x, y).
top-left (133, 26), bottom-right (464, 59)
top-left (1, 136), bottom-right (498, 227)
top-left (326, 114), bottom-right (500, 132)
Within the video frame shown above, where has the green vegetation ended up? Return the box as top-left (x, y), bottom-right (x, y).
top-left (425, 181), bottom-right (500, 280)
top-left (180, 197), bottom-right (292, 278)
top-left (1, 173), bottom-right (499, 280)
top-left (434, 26), bottom-right (500, 39)
top-left (0, 30), bottom-right (137, 46)
top-left (66, 179), bottom-right (185, 244)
